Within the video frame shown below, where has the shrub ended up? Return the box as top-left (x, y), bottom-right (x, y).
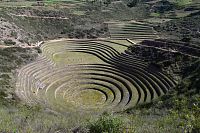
top-left (72, 126), bottom-right (89, 133)
top-left (87, 113), bottom-right (124, 133)
top-left (10, 31), bottom-right (17, 38)
top-left (3, 39), bottom-right (16, 46)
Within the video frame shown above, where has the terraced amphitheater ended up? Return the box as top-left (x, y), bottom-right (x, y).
top-left (1, 0), bottom-right (200, 132)
top-left (16, 38), bottom-right (176, 113)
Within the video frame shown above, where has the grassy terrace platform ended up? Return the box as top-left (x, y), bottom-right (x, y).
top-left (107, 22), bottom-right (159, 41)
top-left (16, 39), bottom-right (176, 113)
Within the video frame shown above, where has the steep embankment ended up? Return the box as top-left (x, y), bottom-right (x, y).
top-left (0, 7), bottom-right (110, 46)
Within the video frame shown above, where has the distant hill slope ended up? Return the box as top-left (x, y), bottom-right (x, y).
top-left (154, 14), bottom-right (200, 43)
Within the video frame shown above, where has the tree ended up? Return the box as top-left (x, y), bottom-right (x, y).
top-left (127, 0), bottom-right (140, 8)
top-left (104, 0), bottom-right (111, 7)
top-left (181, 37), bottom-right (191, 43)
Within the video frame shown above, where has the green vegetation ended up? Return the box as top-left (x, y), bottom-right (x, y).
top-left (3, 39), bottom-right (16, 45)
top-left (150, 12), bottom-right (161, 17)
top-left (0, 104), bottom-right (87, 133)
top-left (0, 47), bottom-right (38, 104)
top-left (155, 14), bottom-right (200, 41)
top-left (173, 0), bottom-right (192, 6)
top-left (87, 113), bottom-right (124, 133)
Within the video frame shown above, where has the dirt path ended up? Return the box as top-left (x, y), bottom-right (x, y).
top-left (9, 13), bottom-right (69, 20)
top-left (0, 45), bottom-right (13, 48)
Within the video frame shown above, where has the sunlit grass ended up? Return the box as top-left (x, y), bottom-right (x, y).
top-left (53, 51), bottom-right (105, 65)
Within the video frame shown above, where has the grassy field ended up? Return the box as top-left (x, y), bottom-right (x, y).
top-left (170, 0), bottom-right (192, 6)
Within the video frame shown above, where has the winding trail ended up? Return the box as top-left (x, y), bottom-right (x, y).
top-left (9, 13), bottom-right (69, 20)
